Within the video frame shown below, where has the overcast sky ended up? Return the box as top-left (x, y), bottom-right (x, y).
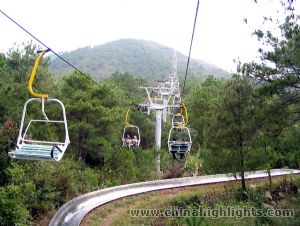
top-left (1, 0), bottom-right (299, 72)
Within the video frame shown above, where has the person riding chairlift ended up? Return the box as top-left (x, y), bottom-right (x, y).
top-left (125, 134), bottom-right (132, 148)
top-left (132, 135), bottom-right (138, 147)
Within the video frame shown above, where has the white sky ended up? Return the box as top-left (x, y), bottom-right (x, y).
top-left (1, 0), bottom-right (299, 72)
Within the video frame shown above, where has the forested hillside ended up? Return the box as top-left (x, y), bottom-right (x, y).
top-left (0, 1), bottom-right (299, 225)
top-left (50, 39), bottom-right (229, 80)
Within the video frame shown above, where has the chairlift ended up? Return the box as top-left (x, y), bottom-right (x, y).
top-left (173, 88), bottom-right (180, 96)
top-left (172, 114), bottom-right (185, 127)
top-left (8, 49), bottom-right (70, 161)
top-left (173, 95), bottom-right (181, 106)
top-left (138, 104), bottom-right (150, 116)
top-left (122, 108), bottom-right (141, 148)
top-left (122, 125), bottom-right (141, 148)
top-left (138, 94), bottom-right (151, 116)
top-left (167, 126), bottom-right (192, 158)
top-left (168, 95), bottom-right (180, 116)
top-left (167, 103), bottom-right (192, 159)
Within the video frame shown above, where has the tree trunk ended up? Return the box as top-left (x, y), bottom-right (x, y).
top-left (239, 129), bottom-right (246, 192)
top-left (264, 135), bottom-right (272, 191)
top-left (78, 132), bottom-right (83, 161)
top-left (268, 168), bottom-right (272, 192)
top-left (240, 147), bottom-right (246, 191)
top-left (237, 83), bottom-right (246, 192)
top-left (82, 131), bottom-right (88, 162)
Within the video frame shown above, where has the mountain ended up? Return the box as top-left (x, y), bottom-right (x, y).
top-left (50, 39), bottom-right (229, 80)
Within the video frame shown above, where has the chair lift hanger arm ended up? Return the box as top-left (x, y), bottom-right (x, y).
top-left (27, 49), bottom-right (50, 98)
top-left (182, 103), bottom-right (188, 126)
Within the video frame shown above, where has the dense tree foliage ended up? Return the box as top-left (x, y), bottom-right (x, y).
top-left (242, 0), bottom-right (300, 170)
top-left (185, 0), bottom-right (300, 191)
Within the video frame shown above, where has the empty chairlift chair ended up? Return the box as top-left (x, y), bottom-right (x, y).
top-left (8, 98), bottom-right (70, 161)
top-left (8, 49), bottom-right (70, 161)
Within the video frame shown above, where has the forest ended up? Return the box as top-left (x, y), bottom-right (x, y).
top-left (0, 1), bottom-right (300, 225)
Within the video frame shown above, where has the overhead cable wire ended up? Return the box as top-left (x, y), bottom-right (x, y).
top-left (139, 39), bottom-right (157, 84)
top-left (182, 0), bottom-right (200, 96)
top-left (0, 9), bottom-right (132, 107)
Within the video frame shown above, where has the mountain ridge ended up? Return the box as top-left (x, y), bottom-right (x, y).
top-left (50, 39), bottom-right (229, 80)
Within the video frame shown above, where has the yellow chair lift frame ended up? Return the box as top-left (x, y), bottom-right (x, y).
top-left (122, 108), bottom-right (141, 148)
top-left (8, 49), bottom-right (70, 161)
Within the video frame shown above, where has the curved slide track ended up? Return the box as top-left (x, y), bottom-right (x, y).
top-left (49, 169), bottom-right (300, 226)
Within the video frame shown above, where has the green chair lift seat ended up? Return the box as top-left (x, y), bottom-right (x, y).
top-left (8, 143), bottom-right (65, 161)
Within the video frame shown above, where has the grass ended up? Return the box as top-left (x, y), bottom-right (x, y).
top-left (82, 175), bottom-right (300, 226)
